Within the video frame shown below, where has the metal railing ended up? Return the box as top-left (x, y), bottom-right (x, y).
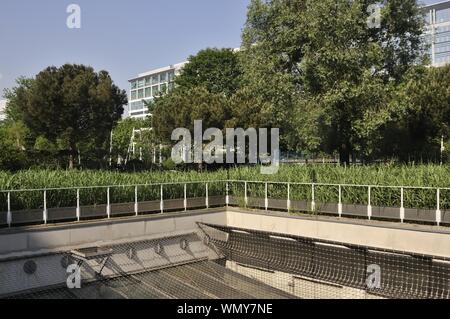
top-left (0, 180), bottom-right (448, 228)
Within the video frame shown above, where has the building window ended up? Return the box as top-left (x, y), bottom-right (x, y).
top-left (138, 89), bottom-right (144, 99)
top-left (137, 79), bottom-right (145, 88)
top-left (145, 87), bottom-right (152, 98)
top-left (131, 81), bottom-right (137, 90)
top-left (160, 72), bottom-right (167, 83)
top-left (152, 85), bottom-right (160, 97)
top-left (131, 90), bottom-right (137, 100)
top-left (145, 77), bottom-right (151, 86)
top-left (168, 70), bottom-right (175, 82)
top-left (160, 83), bottom-right (167, 94)
top-left (152, 75), bottom-right (159, 85)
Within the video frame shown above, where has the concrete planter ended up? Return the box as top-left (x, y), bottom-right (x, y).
top-left (404, 208), bottom-right (436, 223)
top-left (268, 198), bottom-right (289, 211)
top-left (187, 197), bottom-right (207, 209)
top-left (316, 203), bottom-right (339, 215)
top-left (48, 207), bottom-right (77, 222)
top-left (138, 200), bottom-right (161, 213)
top-left (80, 205), bottom-right (107, 219)
top-left (0, 211), bottom-right (6, 226)
top-left (371, 206), bottom-right (400, 220)
top-left (290, 200), bottom-right (310, 212)
top-left (209, 195), bottom-right (226, 207)
top-left (247, 197), bottom-right (266, 209)
top-left (163, 198), bottom-right (185, 211)
top-left (110, 202), bottom-right (135, 217)
top-left (11, 209), bottom-right (44, 225)
top-left (341, 204), bottom-right (369, 218)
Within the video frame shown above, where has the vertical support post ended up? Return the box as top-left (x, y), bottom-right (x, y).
top-left (244, 182), bottom-right (248, 207)
top-left (400, 187), bottom-right (405, 223)
top-left (43, 190), bottom-right (48, 224)
top-left (160, 184), bottom-right (164, 213)
top-left (265, 182), bottom-right (269, 211)
top-left (7, 192), bottom-right (11, 227)
top-left (205, 183), bottom-right (209, 209)
top-left (184, 184), bottom-right (187, 211)
top-left (367, 186), bottom-right (372, 220)
top-left (287, 183), bottom-right (291, 212)
top-left (311, 184), bottom-right (316, 212)
top-left (338, 185), bottom-right (342, 218)
top-left (226, 182), bottom-right (229, 206)
top-left (106, 187), bottom-right (111, 219)
top-left (134, 186), bottom-right (139, 216)
top-left (76, 189), bottom-right (80, 222)
top-left (436, 188), bottom-right (442, 226)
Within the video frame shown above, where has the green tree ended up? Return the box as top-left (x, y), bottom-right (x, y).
top-left (7, 64), bottom-right (127, 169)
top-left (152, 87), bottom-right (230, 143)
top-left (176, 48), bottom-right (242, 97)
top-left (241, 0), bottom-right (426, 164)
top-left (379, 65), bottom-right (450, 162)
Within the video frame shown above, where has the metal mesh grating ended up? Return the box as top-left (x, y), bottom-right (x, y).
top-left (198, 223), bottom-right (450, 299)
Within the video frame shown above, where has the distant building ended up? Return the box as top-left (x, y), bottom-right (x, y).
top-left (423, 1), bottom-right (450, 66)
top-left (0, 99), bottom-right (7, 121)
top-left (127, 62), bottom-right (187, 119)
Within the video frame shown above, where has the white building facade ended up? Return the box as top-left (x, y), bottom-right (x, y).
top-left (423, 1), bottom-right (450, 66)
top-left (0, 100), bottom-right (7, 121)
top-left (127, 62), bottom-right (187, 119)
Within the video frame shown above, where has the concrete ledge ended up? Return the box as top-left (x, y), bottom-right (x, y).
top-left (0, 208), bottom-right (227, 257)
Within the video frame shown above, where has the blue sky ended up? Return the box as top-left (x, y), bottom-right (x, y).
top-left (0, 0), bottom-right (441, 95)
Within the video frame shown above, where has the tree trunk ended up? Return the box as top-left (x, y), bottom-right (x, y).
top-left (339, 143), bottom-right (350, 166)
top-left (69, 142), bottom-right (77, 170)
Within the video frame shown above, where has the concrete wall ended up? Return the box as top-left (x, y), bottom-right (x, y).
top-left (226, 208), bottom-right (450, 259)
top-left (1, 206), bottom-right (449, 259)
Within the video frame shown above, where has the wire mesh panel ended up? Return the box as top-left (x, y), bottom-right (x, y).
top-left (137, 184), bottom-right (161, 214)
top-left (110, 186), bottom-right (136, 217)
top-left (199, 223), bottom-right (450, 299)
top-left (79, 187), bottom-right (107, 220)
top-left (10, 190), bottom-right (44, 225)
top-left (47, 188), bottom-right (77, 223)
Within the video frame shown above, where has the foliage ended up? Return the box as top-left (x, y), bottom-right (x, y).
top-left (175, 48), bottom-right (242, 97)
top-left (5, 64), bottom-right (127, 169)
top-left (240, 0), bottom-right (426, 163)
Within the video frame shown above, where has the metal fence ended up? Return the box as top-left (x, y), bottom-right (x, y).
top-left (0, 180), bottom-right (449, 228)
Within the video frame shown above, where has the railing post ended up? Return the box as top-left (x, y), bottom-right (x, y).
top-left (43, 190), bottom-right (48, 224)
top-left (160, 184), bottom-right (164, 213)
top-left (400, 187), bottom-right (405, 223)
top-left (367, 186), bottom-right (372, 220)
top-left (205, 183), bottom-right (209, 209)
top-left (76, 189), bottom-right (80, 222)
top-left (265, 182), bottom-right (268, 211)
top-left (106, 187), bottom-right (111, 219)
top-left (7, 192), bottom-right (11, 227)
top-left (184, 184), bottom-right (187, 211)
top-left (287, 183), bottom-right (291, 212)
top-left (134, 186), bottom-right (139, 216)
top-left (226, 182), bottom-right (229, 206)
top-left (311, 184), bottom-right (316, 212)
top-left (338, 185), bottom-right (342, 218)
top-left (244, 182), bottom-right (248, 207)
top-left (436, 188), bottom-right (442, 226)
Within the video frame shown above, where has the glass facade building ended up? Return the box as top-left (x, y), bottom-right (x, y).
top-left (423, 1), bottom-right (450, 66)
top-left (127, 62), bottom-right (186, 119)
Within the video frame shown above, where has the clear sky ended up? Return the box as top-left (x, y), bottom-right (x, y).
top-left (0, 0), bottom-right (441, 96)
top-left (0, 0), bottom-right (250, 95)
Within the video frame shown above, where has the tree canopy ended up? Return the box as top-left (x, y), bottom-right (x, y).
top-left (4, 64), bottom-right (127, 168)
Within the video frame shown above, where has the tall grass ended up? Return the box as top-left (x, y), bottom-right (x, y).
top-left (0, 165), bottom-right (448, 211)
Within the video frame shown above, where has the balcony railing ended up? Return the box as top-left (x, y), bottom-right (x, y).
top-left (0, 180), bottom-right (448, 228)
